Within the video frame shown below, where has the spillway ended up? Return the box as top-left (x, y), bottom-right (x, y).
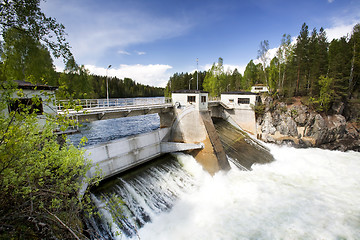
top-left (83, 117), bottom-right (360, 240)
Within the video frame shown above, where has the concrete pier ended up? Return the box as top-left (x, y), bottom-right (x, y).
top-left (171, 91), bottom-right (231, 175)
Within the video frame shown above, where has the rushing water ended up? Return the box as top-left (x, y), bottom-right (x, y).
top-left (81, 116), bottom-right (360, 240)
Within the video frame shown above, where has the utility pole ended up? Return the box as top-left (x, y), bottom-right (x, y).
top-left (106, 65), bottom-right (112, 107)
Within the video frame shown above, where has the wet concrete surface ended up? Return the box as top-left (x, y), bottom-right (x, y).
top-left (213, 118), bottom-right (274, 170)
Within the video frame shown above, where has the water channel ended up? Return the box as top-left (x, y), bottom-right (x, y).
top-left (70, 114), bottom-right (360, 240)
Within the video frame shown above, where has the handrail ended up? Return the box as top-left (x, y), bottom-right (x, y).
top-left (57, 97), bottom-right (169, 111)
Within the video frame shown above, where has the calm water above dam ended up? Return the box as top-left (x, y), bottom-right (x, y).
top-left (73, 115), bottom-right (360, 240)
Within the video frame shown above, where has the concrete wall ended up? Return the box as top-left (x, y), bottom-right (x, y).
top-left (219, 93), bottom-right (257, 135)
top-left (170, 105), bottom-right (230, 175)
top-left (222, 109), bottom-right (257, 135)
top-left (172, 92), bottom-right (208, 111)
top-left (220, 94), bottom-right (257, 110)
top-left (84, 128), bottom-right (170, 180)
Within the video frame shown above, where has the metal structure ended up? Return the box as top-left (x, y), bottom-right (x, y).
top-left (106, 65), bottom-right (112, 107)
top-left (57, 97), bottom-right (170, 111)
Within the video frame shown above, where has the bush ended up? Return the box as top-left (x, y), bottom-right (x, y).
top-left (251, 103), bottom-right (265, 118)
top-left (0, 86), bottom-right (100, 239)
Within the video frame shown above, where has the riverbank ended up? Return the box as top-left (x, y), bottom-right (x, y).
top-left (256, 96), bottom-right (360, 152)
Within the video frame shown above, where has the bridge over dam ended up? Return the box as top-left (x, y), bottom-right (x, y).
top-left (59, 91), bottom-right (259, 191)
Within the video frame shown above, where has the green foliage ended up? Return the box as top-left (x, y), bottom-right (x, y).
top-left (268, 57), bottom-right (279, 93)
top-left (203, 57), bottom-right (227, 96)
top-left (318, 76), bottom-right (335, 113)
top-left (1, 28), bottom-right (57, 85)
top-left (0, 84), bottom-right (100, 239)
top-left (243, 60), bottom-right (261, 89)
top-left (251, 102), bottom-right (265, 118)
top-left (290, 109), bottom-right (298, 118)
top-left (0, 0), bottom-right (72, 60)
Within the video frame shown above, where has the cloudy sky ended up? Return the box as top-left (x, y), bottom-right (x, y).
top-left (41, 0), bottom-right (360, 87)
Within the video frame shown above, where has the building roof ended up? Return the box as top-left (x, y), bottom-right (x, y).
top-left (172, 90), bottom-right (208, 94)
top-left (221, 91), bottom-right (258, 95)
top-left (14, 80), bottom-right (58, 90)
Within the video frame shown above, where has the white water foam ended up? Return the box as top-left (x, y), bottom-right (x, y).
top-left (130, 146), bottom-right (360, 240)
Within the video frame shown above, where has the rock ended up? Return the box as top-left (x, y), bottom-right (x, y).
top-left (331, 101), bottom-right (345, 115)
top-left (346, 122), bottom-right (360, 138)
top-left (257, 97), bottom-right (359, 152)
top-left (261, 112), bottom-right (276, 135)
top-left (276, 116), bottom-right (298, 137)
top-left (304, 114), bottom-right (326, 143)
top-left (292, 105), bottom-right (309, 126)
top-left (262, 96), bottom-right (273, 112)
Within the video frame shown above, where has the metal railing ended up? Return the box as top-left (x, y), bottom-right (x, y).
top-left (57, 97), bottom-right (172, 111)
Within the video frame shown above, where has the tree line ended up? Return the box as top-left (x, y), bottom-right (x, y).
top-left (165, 23), bottom-right (360, 116)
top-left (0, 28), bottom-right (164, 100)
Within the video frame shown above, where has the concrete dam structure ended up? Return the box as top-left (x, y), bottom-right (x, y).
top-left (70, 91), bottom-right (259, 187)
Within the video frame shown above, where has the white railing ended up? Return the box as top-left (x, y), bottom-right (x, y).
top-left (57, 97), bottom-right (171, 111)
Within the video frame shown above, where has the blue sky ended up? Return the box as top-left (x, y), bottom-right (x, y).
top-left (42, 0), bottom-right (360, 87)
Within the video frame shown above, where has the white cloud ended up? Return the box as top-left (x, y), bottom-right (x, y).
top-left (253, 47), bottom-right (279, 66)
top-left (325, 23), bottom-right (356, 40)
top-left (118, 50), bottom-right (131, 55)
top-left (85, 64), bottom-right (173, 87)
top-left (41, 0), bottom-right (192, 64)
top-left (135, 51), bottom-right (146, 55)
top-left (328, 0), bottom-right (334, 3)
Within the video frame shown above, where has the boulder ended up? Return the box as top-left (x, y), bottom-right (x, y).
top-left (276, 116), bottom-right (298, 137)
top-left (261, 112), bottom-right (276, 135)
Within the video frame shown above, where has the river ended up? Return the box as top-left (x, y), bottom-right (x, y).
top-left (72, 115), bottom-right (360, 240)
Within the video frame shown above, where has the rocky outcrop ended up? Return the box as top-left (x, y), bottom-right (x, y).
top-left (257, 96), bottom-right (360, 152)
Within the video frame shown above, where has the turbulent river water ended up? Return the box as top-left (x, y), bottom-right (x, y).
top-left (71, 115), bottom-right (360, 240)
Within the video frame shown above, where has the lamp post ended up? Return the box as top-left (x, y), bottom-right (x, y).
top-left (106, 65), bottom-right (112, 107)
top-left (189, 77), bottom-right (193, 90)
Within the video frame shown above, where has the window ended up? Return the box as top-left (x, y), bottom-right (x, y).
top-left (228, 99), bottom-right (234, 103)
top-left (255, 87), bottom-right (263, 90)
top-left (187, 95), bottom-right (196, 103)
top-left (8, 98), bottom-right (43, 115)
top-left (201, 96), bottom-right (207, 103)
top-left (238, 98), bottom-right (250, 104)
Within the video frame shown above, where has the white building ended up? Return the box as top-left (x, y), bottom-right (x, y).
top-left (3, 80), bottom-right (58, 126)
top-left (220, 91), bottom-right (259, 135)
top-left (171, 90), bottom-right (208, 111)
top-left (251, 84), bottom-right (269, 93)
top-left (220, 91), bottom-right (258, 110)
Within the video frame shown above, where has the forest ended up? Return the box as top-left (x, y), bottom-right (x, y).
top-left (165, 23), bottom-right (360, 117)
top-left (0, 27), bottom-right (164, 100)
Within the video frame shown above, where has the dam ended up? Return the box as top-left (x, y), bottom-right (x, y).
top-left (75, 115), bottom-right (360, 240)
top-left (64, 90), bottom-right (259, 182)
top-left (63, 94), bottom-right (360, 239)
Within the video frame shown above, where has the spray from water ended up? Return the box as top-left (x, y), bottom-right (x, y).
top-left (89, 146), bottom-right (360, 240)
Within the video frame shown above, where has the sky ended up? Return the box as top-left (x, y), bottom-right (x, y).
top-left (41, 0), bottom-right (360, 87)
